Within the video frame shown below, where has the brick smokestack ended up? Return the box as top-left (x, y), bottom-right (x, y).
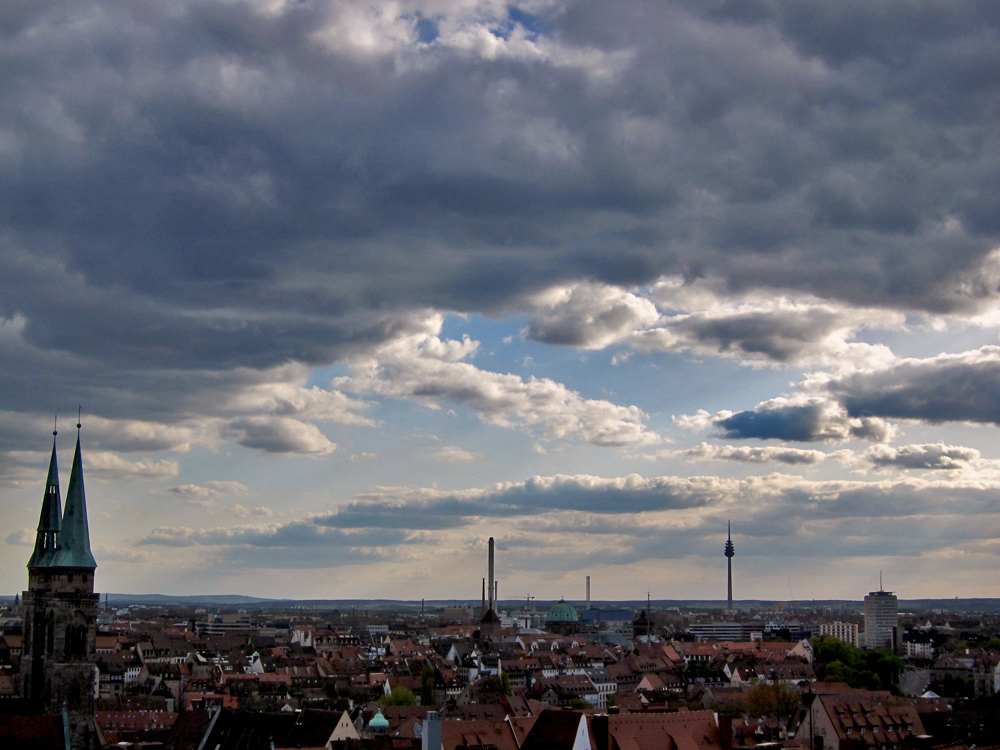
top-left (488, 537), bottom-right (495, 612)
top-left (586, 576), bottom-right (591, 609)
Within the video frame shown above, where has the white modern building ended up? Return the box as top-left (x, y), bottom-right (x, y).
top-left (864, 589), bottom-right (898, 650)
top-left (820, 621), bottom-right (859, 648)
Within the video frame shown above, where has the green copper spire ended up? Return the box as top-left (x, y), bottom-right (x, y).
top-left (27, 430), bottom-right (62, 569)
top-left (52, 424), bottom-right (97, 569)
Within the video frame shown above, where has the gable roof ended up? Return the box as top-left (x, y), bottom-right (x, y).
top-left (521, 710), bottom-right (588, 750)
top-left (588, 710), bottom-right (724, 750)
top-left (440, 719), bottom-right (520, 750)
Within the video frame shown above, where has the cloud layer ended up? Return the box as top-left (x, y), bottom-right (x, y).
top-left (1, 0), bottom-right (999, 598)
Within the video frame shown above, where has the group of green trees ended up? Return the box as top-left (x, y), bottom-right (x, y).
top-left (811, 635), bottom-right (905, 692)
top-left (381, 665), bottom-right (514, 707)
top-left (717, 682), bottom-right (800, 720)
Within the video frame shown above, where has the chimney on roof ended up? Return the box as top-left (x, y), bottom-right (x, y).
top-left (593, 714), bottom-right (609, 750)
top-left (718, 714), bottom-right (733, 750)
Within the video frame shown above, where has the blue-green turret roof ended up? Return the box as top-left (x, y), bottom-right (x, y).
top-left (546, 599), bottom-right (579, 623)
top-left (51, 430), bottom-right (97, 569)
top-left (27, 434), bottom-right (62, 569)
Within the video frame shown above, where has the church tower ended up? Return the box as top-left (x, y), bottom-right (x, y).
top-left (20, 423), bottom-right (99, 750)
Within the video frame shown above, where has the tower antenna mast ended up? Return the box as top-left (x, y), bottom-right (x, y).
top-left (724, 521), bottom-right (736, 613)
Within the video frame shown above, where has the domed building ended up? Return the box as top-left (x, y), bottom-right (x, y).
top-left (545, 599), bottom-right (580, 634)
top-left (368, 710), bottom-right (389, 735)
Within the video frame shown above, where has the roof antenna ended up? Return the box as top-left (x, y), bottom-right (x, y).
top-left (879, 570), bottom-right (883, 592)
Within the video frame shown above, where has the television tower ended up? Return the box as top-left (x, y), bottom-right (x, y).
top-left (724, 521), bottom-right (735, 613)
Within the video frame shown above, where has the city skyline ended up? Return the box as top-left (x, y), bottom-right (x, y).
top-left (2, 1), bottom-right (1000, 601)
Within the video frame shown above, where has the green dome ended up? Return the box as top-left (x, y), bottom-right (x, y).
top-left (369, 710), bottom-right (389, 729)
top-left (546, 599), bottom-right (579, 623)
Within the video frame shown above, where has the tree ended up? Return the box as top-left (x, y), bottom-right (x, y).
top-left (421, 664), bottom-right (436, 706)
top-left (744, 683), bottom-right (800, 720)
top-left (498, 673), bottom-right (512, 697)
top-left (381, 686), bottom-right (417, 706)
top-left (811, 635), bottom-right (902, 691)
top-left (865, 650), bottom-right (904, 691)
top-left (812, 635), bottom-right (857, 670)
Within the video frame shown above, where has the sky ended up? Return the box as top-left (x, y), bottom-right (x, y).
top-left (2, 0), bottom-right (1000, 603)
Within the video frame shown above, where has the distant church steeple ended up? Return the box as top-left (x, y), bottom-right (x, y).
top-left (21, 416), bottom-right (100, 750)
top-left (52, 422), bottom-right (97, 569)
top-left (27, 426), bottom-right (62, 569)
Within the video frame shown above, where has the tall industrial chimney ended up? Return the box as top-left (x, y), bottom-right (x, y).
top-left (488, 537), bottom-right (495, 612)
top-left (586, 576), bottom-right (591, 610)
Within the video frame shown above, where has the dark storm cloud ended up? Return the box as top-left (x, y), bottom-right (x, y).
top-left (663, 308), bottom-right (857, 363)
top-left (137, 520), bottom-right (424, 568)
top-left (715, 401), bottom-right (890, 442)
top-left (130, 470), bottom-right (1000, 571)
top-left (830, 347), bottom-right (1000, 425)
top-left (1, 0), bottom-right (998, 445)
top-left (317, 474), bottom-right (722, 529)
top-left (139, 521), bottom-right (415, 549)
top-left (689, 347), bottom-right (1000, 446)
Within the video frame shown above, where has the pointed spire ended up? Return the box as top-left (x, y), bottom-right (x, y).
top-left (52, 421), bottom-right (97, 569)
top-left (28, 427), bottom-right (63, 569)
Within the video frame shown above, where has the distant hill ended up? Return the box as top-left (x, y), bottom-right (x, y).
top-left (3, 594), bottom-right (998, 613)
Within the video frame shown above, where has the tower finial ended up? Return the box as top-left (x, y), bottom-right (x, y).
top-left (77, 405), bottom-right (82, 430)
top-left (53, 414), bottom-right (57, 436)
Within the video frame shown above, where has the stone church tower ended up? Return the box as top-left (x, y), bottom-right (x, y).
top-left (20, 425), bottom-right (99, 750)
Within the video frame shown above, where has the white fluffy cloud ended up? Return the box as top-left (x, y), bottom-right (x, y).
top-left (862, 443), bottom-right (980, 471)
top-left (433, 445), bottom-right (483, 462)
top-left (225, 417), bottom-right (338, 455)
top-left (231, 504), bottom-right (274, 518)
top-left (336, 315), bottom-right (661, 448)
top-left (520, 278), bottom-right (902, 369)
top-left (523, 282), bottom-right (661, 350)
top-left (167, 481), bottom-right (249, 507)
top-left (671, 442), bottom-right (829, 466)
top-left (84, 451), bottom-right (180, 482)
top-left (128, 469), bottom-right (1000, 580)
